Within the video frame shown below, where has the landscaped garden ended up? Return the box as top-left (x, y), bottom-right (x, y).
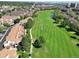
top-left (31, 10), bottom-right (79, 58)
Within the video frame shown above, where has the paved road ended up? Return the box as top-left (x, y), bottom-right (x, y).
top-left (0, 27), bottom-right (12, 50)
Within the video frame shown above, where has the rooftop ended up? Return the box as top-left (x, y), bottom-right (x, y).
top-left (9, 10), bottom-right (28, 16)
top-left (0, 48), bottom-right (17, 58)
top-left (0, 15), bottom-right (17, 22)
top-left (6, 24), bottom-right (24, 44)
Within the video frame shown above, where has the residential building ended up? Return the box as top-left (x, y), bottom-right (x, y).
top-left (0, 23), bottom-right (25, 58)
top-left (0, 15), bottom-right (17, 25)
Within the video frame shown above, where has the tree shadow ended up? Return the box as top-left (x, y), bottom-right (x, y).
top-left (57, 24), bottom-right (65, 28)
top-left (53, 21), bottom-right (56, 23)
top-left (66, 28), bottom-right (74, 32)
top-left (75, 32), bottom-right (79, 36)
top-left (70, 36), bottom-right (77, 39)
top-left (76, 44), bottom-right (79, 47)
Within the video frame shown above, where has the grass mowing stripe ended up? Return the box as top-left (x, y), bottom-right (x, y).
top-left (62, 30), bottom-right (79, 57)
top-left (56, 29), bottom-right (67, 57)
top-left (61, 29), bottom-right (77, 57)
top-left (60, 28), bottom-right (79, 57)
top-left (59, 34), bottom-right (68, 57)
top-left (53, 28), bottom-right (58, 57)
top-left (61, 31), bottom-right (72, 57)
top-left (32, 10), bottom-right (79, 58)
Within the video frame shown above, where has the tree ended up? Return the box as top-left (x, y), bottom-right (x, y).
top-left (24, 18), bottom-right (34, 29)
top-left (17, 29), bottom-right (31, 58)
top-left (14, 18), bottom-right (21, 24)
top-left (33, 39), bottom-right (42, 48)
top-left (75, 16), bottom-right (79, 22)
top-left (51, 11), bottom-right (57, 20)
top-left (2, 12), bottom-right (6, 15)
top-left (0, 28), bottom-right (4, 33)
top-left (12, 8), bottom-right (15, 11)
top-left (7, 10), bottom-right (11, 13)
top-left (33, 36), bottom-right (44, 48)
top-left (60, 21), bottom-right (67, 27)
top-left (3, 23), bottom-right (10, 27)
top-left (0, 13), bottom-right (2, 18)
top-left (51, 10), bottom-right (64, 24)
top-left (20, 16), bottom-right (25, 19)
top-left (59, 17), bottom-right (68, 28)
top-left (18, 51), bottom-right (28, 58)
top-left (67, 9), bottom-right (76, 18)
top-left (0, 26), bottom-right (5, 33)
top-left (18, 29), bottom-right (31, 51)
top-left (66, 18), bottom-right (79, 33)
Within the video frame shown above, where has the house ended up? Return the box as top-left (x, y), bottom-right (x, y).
top-left (0, 15), bottom-right (17, 25)
top-left (0, 48), bottom-right (17, 58)
top-left (5, 23), bottom-right (25, 45)
top-left (9, 9), bottom-right (28, 17)
top-left (0, 23), bottom-right (25, 58)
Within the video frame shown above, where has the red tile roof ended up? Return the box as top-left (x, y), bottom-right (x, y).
top-left (0, 48), bottom-right (17, 58)
top-left (6, 24), bottom-right (25, 44)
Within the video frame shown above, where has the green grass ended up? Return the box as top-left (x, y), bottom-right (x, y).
top-left (32, 10), bottom-right (79, 58)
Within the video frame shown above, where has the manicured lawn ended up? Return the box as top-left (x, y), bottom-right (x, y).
top-left (32, 10), bottom-right (79, 58)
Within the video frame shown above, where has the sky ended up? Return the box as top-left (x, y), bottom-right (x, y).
top-left (0, 0), bottom-right (79, 2)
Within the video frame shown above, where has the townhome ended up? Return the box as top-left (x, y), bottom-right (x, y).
top-left (0, 23), bottom-right (25, 58)
top-left (0, 15), bottom-right (17, 25)
top-left (0, 48), bottom-right (17, 58)
top-left (9, 10), bottom-right (27, 17)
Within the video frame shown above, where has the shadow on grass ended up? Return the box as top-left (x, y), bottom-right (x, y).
top-left (56, 24), bottom-right (79, 40)
top-left (53, 21), bottom-right (79, 42)
top-left (76, 44), bottom-right (79, 47)
top-left (75, 32), bottom-right (79, 36)
top-left (66, 28), bottom-right (74, 32)
top-left (70, 36), bottom-right (77, 39)
top-left (53, 21), bottom-right (58, 24)
top-left (57, 24), bottom-right (65, 28)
